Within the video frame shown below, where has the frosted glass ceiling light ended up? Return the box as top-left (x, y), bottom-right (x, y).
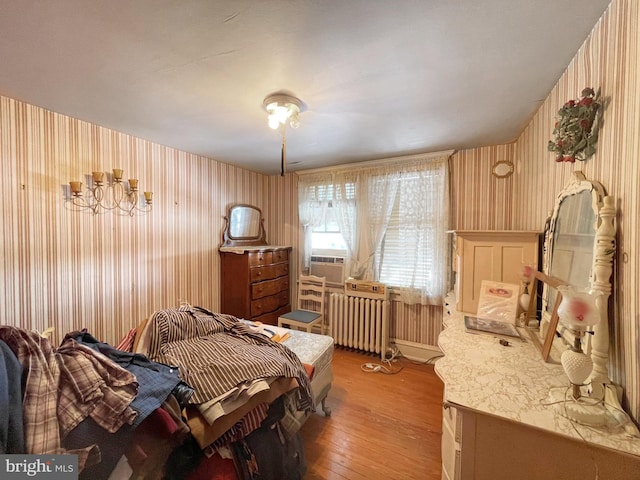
top-left (263, 93), bottom-right (303, 176)
top-left (264, 95), bottom-right (301, 130)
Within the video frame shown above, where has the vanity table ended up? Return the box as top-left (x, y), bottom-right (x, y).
top-left (219, 205), bottom-right (291, 325)
top-left (438, 172), bottom-right (640, 479)
top-left (436, 295), bottom-right (640, 480)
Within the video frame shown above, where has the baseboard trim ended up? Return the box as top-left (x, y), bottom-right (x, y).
top-left (391, 338), bottom-right (443, 363)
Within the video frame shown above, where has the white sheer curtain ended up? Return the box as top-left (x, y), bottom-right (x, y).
top-left (297, 151), bottom-right (451, 305)
top-left (385, 156), bottom-right (450, 304)
top-left (332, 171), bottom-right (359, 278)
top-left (359, 167), bottom-right (400, 280)
top-left (297, 173), bottom-right (332, 271)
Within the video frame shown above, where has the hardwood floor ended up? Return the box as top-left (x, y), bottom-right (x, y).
top-left (300, 348), bottom-right (444, 480)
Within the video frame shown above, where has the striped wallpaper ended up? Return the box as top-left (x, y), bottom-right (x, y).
top-left (1, 0), bottom-right (638, 422)
top-left (449, 143), bottom-right (515, 231)
top-left (0, 95), bottom-right (268, 346)
top-left (511, 0), bottom-right (640, 421)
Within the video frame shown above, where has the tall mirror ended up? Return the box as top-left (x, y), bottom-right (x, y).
top-left (541, 172), bottom-right (605, 329)
top-left (221, 204), bottom-right (267, 247)
top-left (544, 188), bottom-right (599, 316)
top-left (529, 171), bottom-right (631, 429)
top-left (539, 171), bottom-right (616, 397)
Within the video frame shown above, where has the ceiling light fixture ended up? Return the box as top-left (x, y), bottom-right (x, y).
top-left (263, 93), bottom-right (303, 176)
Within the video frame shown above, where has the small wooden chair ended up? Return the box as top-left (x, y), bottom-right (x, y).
top-left (278, 274), bottom-right (327, 334)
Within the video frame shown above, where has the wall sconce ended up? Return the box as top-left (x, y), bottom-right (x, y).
top-left (263, 93), bottom-right (303, 176)
top-left (67, 169), bottom-right (153, 216)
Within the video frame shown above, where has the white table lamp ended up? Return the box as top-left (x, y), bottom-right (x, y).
top-left (549, 286), bottom-right (608, 426)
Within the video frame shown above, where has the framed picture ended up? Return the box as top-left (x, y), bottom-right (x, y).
top-left (476, 280), bottom-right (520, 324)
top-left (464, 315), bottom-right (521, 339)
top-left (523, 270), bottom-right (567, 362)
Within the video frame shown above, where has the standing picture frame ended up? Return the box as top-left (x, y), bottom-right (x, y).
top-left (475, 280), bottom-right (520, 324)
top-left (524, 271), bottom-right (567, 362)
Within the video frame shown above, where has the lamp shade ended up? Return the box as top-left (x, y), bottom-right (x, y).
top-left (263, 94), bottom-right (302, 130)
top-left (556, 286), bottom-right (599, 330)
top-left (521, 264), bottom-right (534, 282)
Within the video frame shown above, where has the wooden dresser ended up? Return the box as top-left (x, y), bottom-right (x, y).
top-left (220, 246), bottom-right (292, 325)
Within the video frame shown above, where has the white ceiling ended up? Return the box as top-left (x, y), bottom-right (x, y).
top-left (0, 1), bottom-right (611, 175)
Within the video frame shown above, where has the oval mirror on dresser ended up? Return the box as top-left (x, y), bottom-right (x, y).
top-left (219, 204), bottom-right (292, 325)
top-left (222, 204), bottom-right (267, 246)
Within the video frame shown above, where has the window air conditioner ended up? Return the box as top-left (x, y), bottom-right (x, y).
top-left (309, 256), bottom-right (345, 284)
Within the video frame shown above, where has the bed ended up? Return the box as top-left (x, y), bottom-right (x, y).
top-left (0, 305), bottom-right (334, 480)
top-left (132, 305), bottom-right (334, 479)
top-left (276, 325), bottom-right (334, 421)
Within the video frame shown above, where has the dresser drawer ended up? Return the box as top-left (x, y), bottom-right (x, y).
top-left (272, 249), bottom-right (289, 263)
top-left (251, 277), bottom-right (289, 300)
top-left (248, 251), bottom-right (273, 267)
top-left (253, 304), bottom-right (292, 325)
top-left (221, 246), bottom-right (291, 325)
top-left (250, 263), bottom-right (289, 283)
top-left (251, 291), bottom-right (289, 317)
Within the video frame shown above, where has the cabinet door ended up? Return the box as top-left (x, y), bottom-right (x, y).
top-left (441, 406), bottom-right (460, 480)
top-left (456, 232), bottom-right (538, 314)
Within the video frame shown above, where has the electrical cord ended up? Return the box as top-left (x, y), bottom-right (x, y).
top-left (360, 361), bottom-right (403, 374)
top-left (400, 354), bottom-right (445, 365)
top-left (358, 344), bottom-right (443, 374)
top-left (389, 344), bottom-right (444, 365)
top-left (360, 346), bottom-right (404, 374)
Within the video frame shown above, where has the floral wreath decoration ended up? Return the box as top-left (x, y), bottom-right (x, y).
top-left (548, 87), bottom-right (601, 163)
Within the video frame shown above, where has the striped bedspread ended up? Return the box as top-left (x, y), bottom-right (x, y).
top-left (144, 306), bottom-right (313, 412)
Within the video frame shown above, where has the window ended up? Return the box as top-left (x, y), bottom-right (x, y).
top-left (311, 201), bottom-right (348, 254)
top-left (307, 183), bottom-right (354, 256)
top-left (376, 170), bottom-right (444, 291)
top-left (299, 153), bottom-right (450, 304)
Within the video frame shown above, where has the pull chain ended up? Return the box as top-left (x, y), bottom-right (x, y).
top-left (280, 127), bottom-right (287, 176)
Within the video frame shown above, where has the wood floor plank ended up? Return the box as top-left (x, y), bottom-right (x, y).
top-left (300, 348), bottom-right (444, 479)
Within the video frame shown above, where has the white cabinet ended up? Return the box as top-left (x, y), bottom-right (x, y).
top-left (436, 297), bottom-right (640, 480)
top-left (452, 230), bottom-right (540, 314)
top-left (440, 403), bottom-right (640, 480)
top-left (441, 404), bottom-right (462, 480)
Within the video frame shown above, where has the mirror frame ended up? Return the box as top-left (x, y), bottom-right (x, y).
top-left (221, 204), bottom-right (267, 247)
top-left (491, 160), bottom-right (514, 178)
top-left (543, 181), bottom-right (601, 319)
top-left (541, 172), bottom-right (605, 326)
top-left (538, 171), bottom-right (616, 395)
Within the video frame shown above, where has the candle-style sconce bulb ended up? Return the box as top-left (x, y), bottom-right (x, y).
top-left (144, 191), bottom-right (153, 204)
top-left (128, 179), bottom-right (139, 191)
top-left (113, 168), bottom-right (124, 181)
top-left (92, 171), bottom-right (105, 185)
top-left (69, 181), bottom-right (83, 196)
